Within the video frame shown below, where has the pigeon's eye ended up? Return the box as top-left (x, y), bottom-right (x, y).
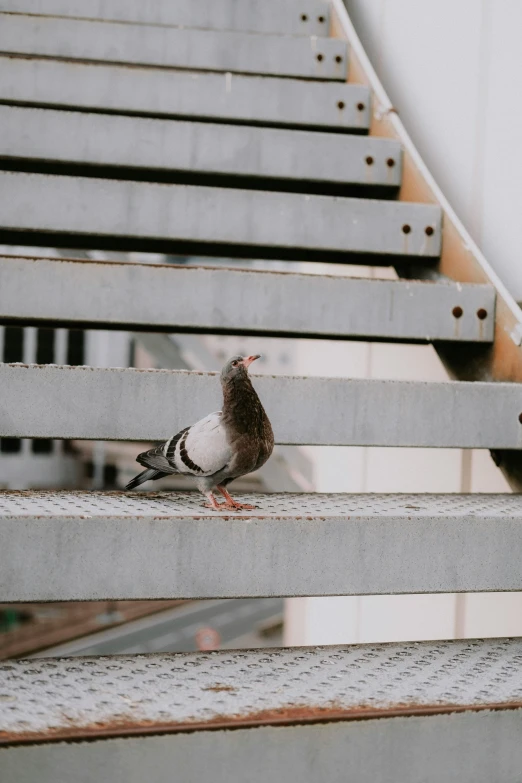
top-left (232, 360), bottom-right (239, 367)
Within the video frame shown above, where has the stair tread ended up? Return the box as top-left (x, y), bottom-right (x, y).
top-left (0, 172), bottom-right (442, 262)
top-left (0, 255), bottom-right (493, 342)
top-left (0, 0), bottom-right (330, 36)
top-left (3, 490), bottom-right (520, 518)
top-left (2, 491), bottom-right (522, 601)
top-left (0, 106), bottom-right (401, 195)
top-left (0, 15), bottom-right (348, 81)
top-left (0, 365), bottom-right (518, 447)
top-left (0, 56), bottom-right (371, 132)
top-left (2, 637), bottom-right (522, 744)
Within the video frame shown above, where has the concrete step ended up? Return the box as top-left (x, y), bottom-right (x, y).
top-left (0, 0), bottom-right (331, 36)
top-left (0, 106), bottom-right (401, 196)
top-left (0, 172), bottom-right (441, 263)
top-left (0, 255), bottom-right (494, 343)
top-left (0, 56), bottom-right (371, 132)
top-left (1, 491), bottom-right (522, 601)
top-left (0, 15), bottom-right (348, 80)
top-left (1, 639), bottom-right (522, 783)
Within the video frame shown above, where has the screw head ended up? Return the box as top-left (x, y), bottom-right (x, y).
top-left (519, 413), bottom-right (522, 424)
top-left (316, 53), bottom-right (324, 62)
top-left (452, 306), bottom-right (463, 319)
top-left (386, 158), bottom-right (396, 167)
top-left (365, 155), bottom-right (374, 165)
top-left (335, 55), bottom-right (343, 63)
top-left (337, 100), bottom-right (345, 110)
top-left (357, 102), bottom-right (365, 111)
top-left (301, 13), bottom-right (308, 21)
top-left (402, 224), bottom-right (411, 235)
top-left (318, 15), bottom-right (325, 22)
top-left (425, 226), bottom-right (434, 236)
top-left (477, 308), bottom-right (488, 320)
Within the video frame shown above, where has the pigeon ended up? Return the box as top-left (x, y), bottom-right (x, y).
top-left (125, 355), bottom-right (274, 510)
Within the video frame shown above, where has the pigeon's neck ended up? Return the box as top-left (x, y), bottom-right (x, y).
top-left (221, 374), bottom-right (267, 435)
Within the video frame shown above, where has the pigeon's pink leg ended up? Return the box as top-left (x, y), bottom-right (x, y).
top-left (203, 491), bottom-right (224, 510)
top-left (217, 486), bottom-right (256, 510)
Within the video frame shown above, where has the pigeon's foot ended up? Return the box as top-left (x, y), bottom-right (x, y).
top-left (203, 492), bottom-right (224, 511)
top-left (216, 486), bottom-right (256, 510)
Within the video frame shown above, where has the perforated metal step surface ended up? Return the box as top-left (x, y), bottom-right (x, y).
top-left (2, 492), bottom-right (522, 601)
top-left (2, 638), bottom-right (522, 745)
top-left (1, 490), bottom-right (521, 518)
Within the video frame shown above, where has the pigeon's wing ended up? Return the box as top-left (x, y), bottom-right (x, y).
top-left (168, 411), bottom-right (231, 477)
top-left (136, 439), bottom-right (180, 473)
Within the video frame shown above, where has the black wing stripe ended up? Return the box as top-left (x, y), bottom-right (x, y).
top-left (166, 427), bottom-right (189, 463)
top-left (179, 430), bottom-right (204, 474)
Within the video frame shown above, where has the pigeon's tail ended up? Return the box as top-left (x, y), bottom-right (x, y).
top-left (125, 468), bottom-right (164, 491)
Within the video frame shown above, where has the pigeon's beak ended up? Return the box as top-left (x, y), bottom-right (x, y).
top-left (242, 355), bottom-right (261, 368)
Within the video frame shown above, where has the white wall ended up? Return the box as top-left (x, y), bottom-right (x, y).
top-left (343, 0), bottom-right (522, 301)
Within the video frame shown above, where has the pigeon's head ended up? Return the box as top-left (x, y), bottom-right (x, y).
top-left (221, 354), bottom-right (261, 382)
